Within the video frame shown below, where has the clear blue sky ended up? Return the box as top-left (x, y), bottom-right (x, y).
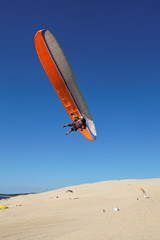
top-left (0, 0), bottom-right (160, 193)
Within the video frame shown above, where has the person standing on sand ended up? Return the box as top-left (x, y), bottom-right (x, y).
top-left (63, 113), bottom-right (87, 135)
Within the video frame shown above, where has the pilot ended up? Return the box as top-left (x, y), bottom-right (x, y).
top-left (63, 113), bottom-right (86, 135)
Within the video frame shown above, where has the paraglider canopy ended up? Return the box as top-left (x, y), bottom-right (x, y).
top-left (34, 29), bottom-right (97, 141)
top-left (0, 205), bottom-right (8, 209)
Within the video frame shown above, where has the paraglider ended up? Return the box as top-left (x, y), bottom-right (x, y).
top-left (0, 205), bottom-right (8, 210)
top-left (63, 113), bottom-right (86, 135)
top-left (34, 30), bottom-right (96, 141)
top-left (66, 190), bottom-right (73, 193)
top-left (139, 187), bottom-right (149, 199)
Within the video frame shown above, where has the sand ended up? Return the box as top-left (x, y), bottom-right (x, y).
top-left (0, 179), bottom-right (160, 240)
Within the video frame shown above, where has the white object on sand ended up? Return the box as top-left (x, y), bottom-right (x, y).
top-left (113, 207), bottom-right (119, 211)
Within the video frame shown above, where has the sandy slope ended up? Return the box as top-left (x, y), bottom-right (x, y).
top-left (0, 179), bottom-right (160, 240)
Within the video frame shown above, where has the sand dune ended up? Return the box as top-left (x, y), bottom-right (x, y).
top-left (0, 179), bottom-right (160, 240)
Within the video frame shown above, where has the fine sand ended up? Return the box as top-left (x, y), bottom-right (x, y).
top-left (0, 179), bottom-right (160, 240)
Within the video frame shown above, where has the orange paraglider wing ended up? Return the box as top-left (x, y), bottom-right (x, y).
top-left (35, 30), bottom-right (96, 141)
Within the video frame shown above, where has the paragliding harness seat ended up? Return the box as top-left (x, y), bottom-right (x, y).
top-left (72, 117), bottom-right (86, 132)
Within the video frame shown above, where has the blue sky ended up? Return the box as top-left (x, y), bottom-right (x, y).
top-left (0, 0), bottom-right (160, 193)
